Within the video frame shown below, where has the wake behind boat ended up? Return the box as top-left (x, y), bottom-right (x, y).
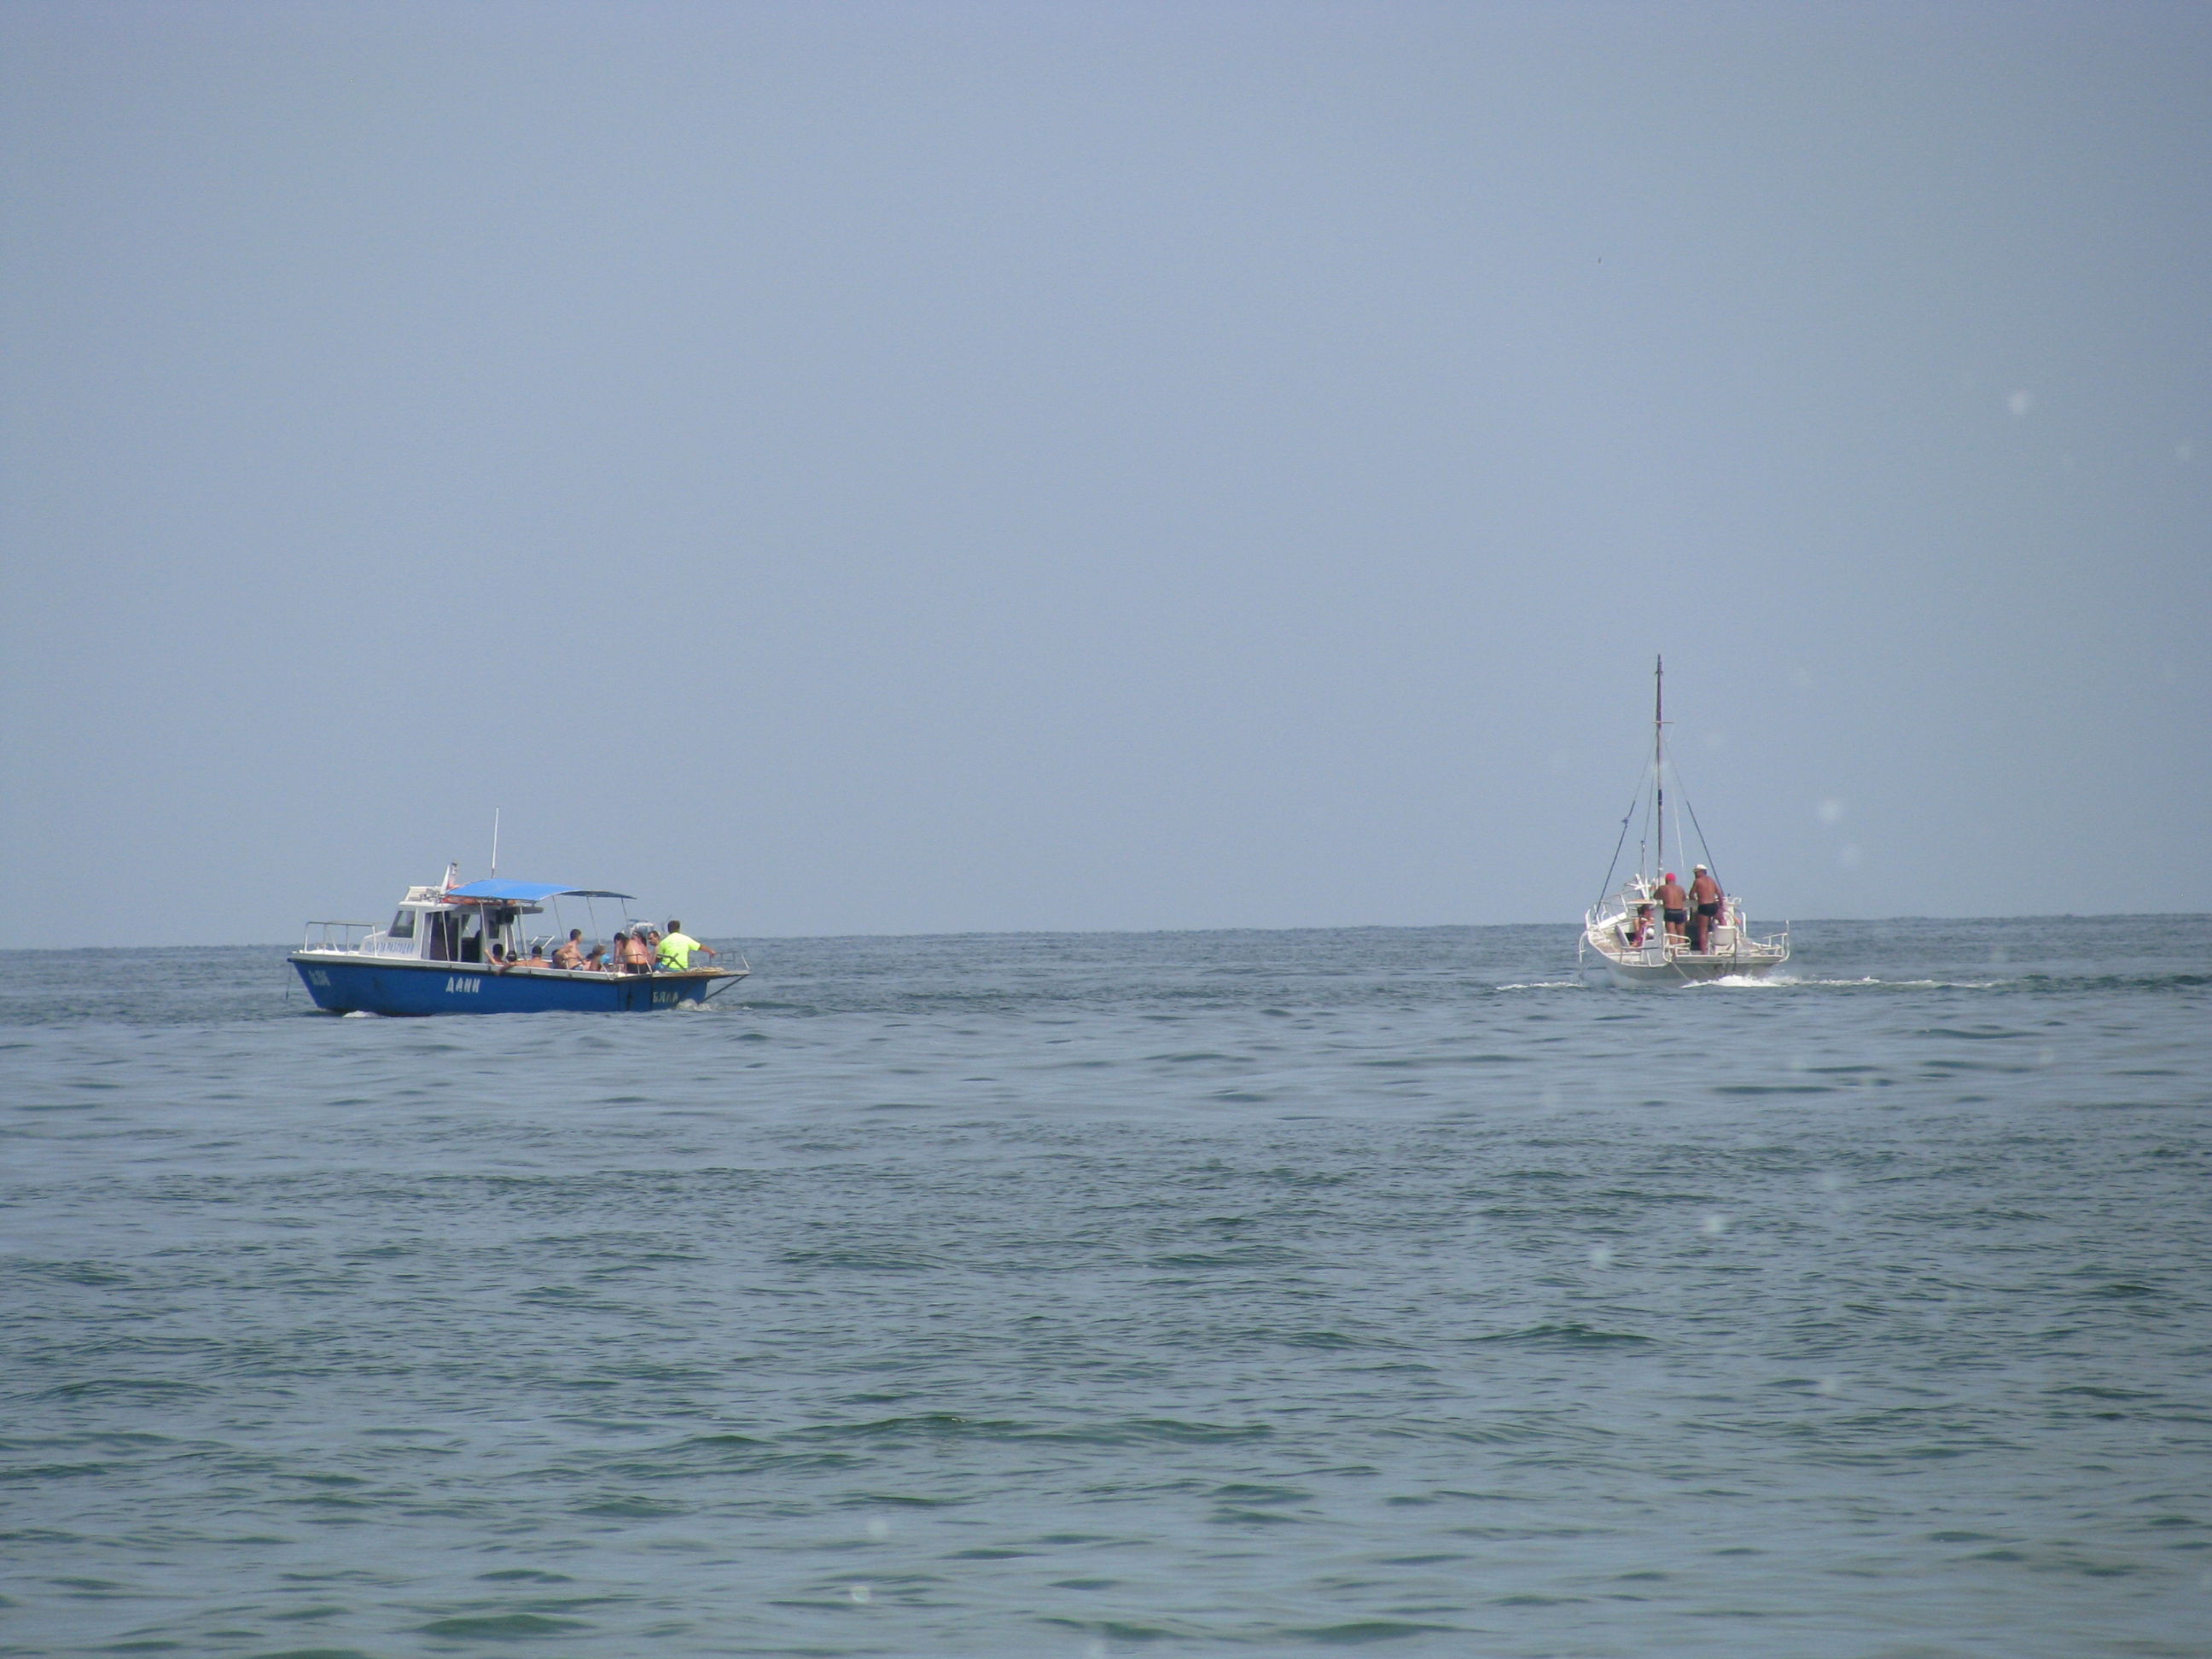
top-left (290, 870), bottom-right (748, 1016)
top-left (1579, 660), bottom-right (1790, 987)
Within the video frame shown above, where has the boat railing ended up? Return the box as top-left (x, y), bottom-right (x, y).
top-left (301, 920), bottom-right (375, 952)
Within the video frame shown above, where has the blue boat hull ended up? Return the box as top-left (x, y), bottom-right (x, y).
top-left (290, 955), bottom-right (739, 1016)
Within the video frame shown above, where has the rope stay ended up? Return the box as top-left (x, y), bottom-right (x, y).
top-left (1634, 763), bottom-right (1655, 883)
top-left (1594, 761), bottom-right (1649, 911)
top-left (1679, 783), bottom-right (1720, 888)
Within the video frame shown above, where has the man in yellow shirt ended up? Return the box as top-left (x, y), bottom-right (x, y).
top-left (655, 920), bottom-right (718, 971)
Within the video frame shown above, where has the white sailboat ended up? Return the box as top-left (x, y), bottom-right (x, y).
top-left (1579, 658), bottom-right (1790, 987)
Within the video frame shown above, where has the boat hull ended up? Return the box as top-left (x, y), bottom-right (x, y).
top-left (290, 953), bottom-right (742, 1016)
top-left (1579, 939), bottom-right (1789, 988)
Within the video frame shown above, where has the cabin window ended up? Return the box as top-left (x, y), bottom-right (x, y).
top-left (426, 911), bottom-right (463, 961)
top-left (389, 910), bottom-right (416, 940)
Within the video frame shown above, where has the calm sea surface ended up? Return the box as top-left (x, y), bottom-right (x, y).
top-left (3, 918), bottom-right (2208, 1658)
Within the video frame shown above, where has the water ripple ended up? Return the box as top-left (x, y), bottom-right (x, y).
top-left (0, 918), bottom-right (2206, 1656)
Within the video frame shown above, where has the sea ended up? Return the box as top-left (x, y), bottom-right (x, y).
top-left (3, 917), bottom-right (2208, 1659)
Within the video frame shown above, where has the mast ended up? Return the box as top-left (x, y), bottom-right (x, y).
top-left (1653, 656), bottom-right (1665, 879)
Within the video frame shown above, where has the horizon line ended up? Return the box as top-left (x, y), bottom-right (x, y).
top-left (7, 911), bottom-right (2207, 954)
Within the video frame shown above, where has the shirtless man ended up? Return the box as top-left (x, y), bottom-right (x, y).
top-left (618, 929), bottom-right (654, 974)
top-left (552, 928), bottom-right (585, 969)
top-left (1689, 865), bottom-right (1724, 952)
top-left (1654, 872), bottom-right (1689, 948)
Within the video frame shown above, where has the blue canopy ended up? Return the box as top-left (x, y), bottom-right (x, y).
top-left (445, 879), bottom-right (635, 903)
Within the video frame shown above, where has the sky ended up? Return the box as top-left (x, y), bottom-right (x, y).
top-left (3, 0), bottom-right (2207, 946)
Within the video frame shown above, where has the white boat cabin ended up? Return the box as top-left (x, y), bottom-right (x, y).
top-left (302, 877), bottom-right (637, 963)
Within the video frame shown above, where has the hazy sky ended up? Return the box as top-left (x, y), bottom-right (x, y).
top-left (3, 1), bottom-right (2207, 946)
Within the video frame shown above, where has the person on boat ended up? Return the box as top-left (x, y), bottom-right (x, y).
top-left (618, 929), bottom-right (654, 974)
top-left (1689, 865), bottom-right (1724, 952)
top-left (1655, 872), bottom-right (1689, 947)
top-left (552, 928), bottom-right (585, 969)
top-left (583, 942), bottom-right (608, 971)
top-left (486, 942), bottom-right (511, 973)
top-left (657, 920), bottom-right (718, 972)
top-left (1621, 901), bottom-right (1656, 949)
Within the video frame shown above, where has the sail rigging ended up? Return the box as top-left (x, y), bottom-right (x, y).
top-left (1578, 660), bottom-right (1789, 986)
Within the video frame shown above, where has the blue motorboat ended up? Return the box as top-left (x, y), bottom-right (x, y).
top-left (289, 874), bottom-right (748, 1016)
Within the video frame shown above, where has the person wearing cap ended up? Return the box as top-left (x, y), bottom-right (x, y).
top-left (1653, 871), bottom-right (1689, 947)
top-left (656, 920), bottom-right (718, 972)
top-left (1689, 864), bottom-right (1724, 952)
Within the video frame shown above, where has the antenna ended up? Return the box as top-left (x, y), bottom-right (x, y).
top-left (491, 808), bottom-right (501, 878)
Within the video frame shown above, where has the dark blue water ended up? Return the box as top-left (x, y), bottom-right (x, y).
top-left (4, 918), bottom-right (2209, 1657)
